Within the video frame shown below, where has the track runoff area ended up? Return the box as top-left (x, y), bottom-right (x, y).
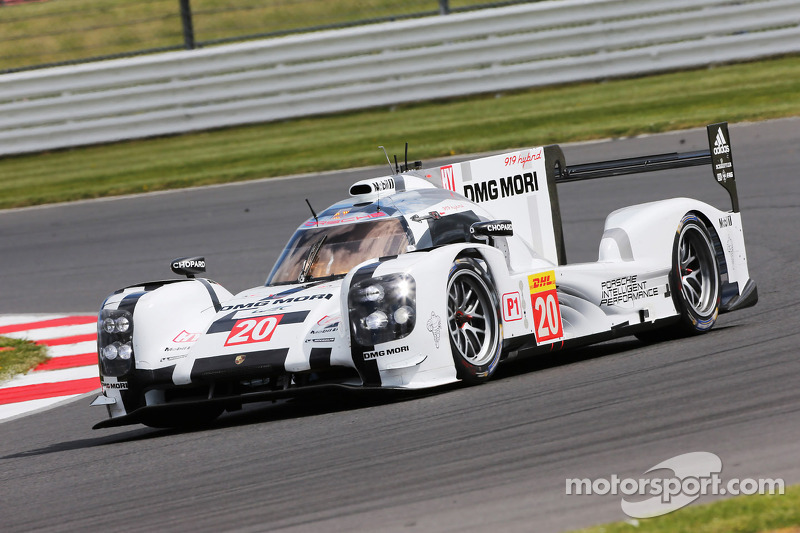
top-left (0, 315), bottom-right (100, 421)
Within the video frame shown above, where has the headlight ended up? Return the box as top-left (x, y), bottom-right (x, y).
top-left (98, 309), bottom-right (134, 377)
top-left (349, 273), bottom-right (416, 345)
top-left (115, 316), bottom-right (130, 333)
top-left (102, 317), bottom-right (116, 334)
top-left (102, 316), bottom-right (130, 334)
top-left (393, 306), bottom-right (414, 325)
top-left (101, 343), bottom-right (119, 360)
top-left (118, 342), bottom-right (133, 360)
top-left (359, 285), bottom-right (385, 303)
top-left (364, 310), bottom-right (389, 330)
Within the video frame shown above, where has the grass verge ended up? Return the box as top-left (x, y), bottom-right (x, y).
top-left (1, 55), bottom-right (799, 209)
top-left (0, 337), bottom-right (49, 383)
top-left (569, 485), bottom-right (799, 533)
top-left (0, 0), bottom-right (487, 71)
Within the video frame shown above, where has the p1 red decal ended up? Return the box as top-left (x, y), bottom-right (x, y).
top-left (502, 292), bottom-right (523, 322)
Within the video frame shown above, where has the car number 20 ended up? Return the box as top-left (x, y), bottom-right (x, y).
top-left (528, 271), bottom-right (563, 343)
top-left (533, 293), bottom-right (563, 342)
top-left (225, 315), bottom-right (284, 346)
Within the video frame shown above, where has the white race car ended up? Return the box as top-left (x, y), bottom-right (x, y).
top-left (92, 122), bottom-right (757, 429)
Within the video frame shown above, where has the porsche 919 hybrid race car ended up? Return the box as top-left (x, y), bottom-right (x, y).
top-left (91, 122), bottom-right (757, 429)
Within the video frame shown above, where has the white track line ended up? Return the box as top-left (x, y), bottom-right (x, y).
top-left (1, 314), bottom-right (100, 423)
top-left (3, 322), bottom-right (96, 341)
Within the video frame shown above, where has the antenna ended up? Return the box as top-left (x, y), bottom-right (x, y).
top-left (404, 142), bottom-right (408, 172)
top-left (305, 198), bottom-right (318, 227)
top-left (394, 155), bottom-right (399, 174)
top-left (378, 146), bottom-right (394, 173)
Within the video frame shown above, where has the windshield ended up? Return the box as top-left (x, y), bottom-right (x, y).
top-left (267, 217), bottom-right (410, 285)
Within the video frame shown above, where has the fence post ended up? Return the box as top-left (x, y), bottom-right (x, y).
top-left (438, 0), bottom-right (449, 15)
top-left (179, 0), bottom-right (196, 50)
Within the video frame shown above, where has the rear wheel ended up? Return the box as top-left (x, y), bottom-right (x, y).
top-left (637, 213), bottom-right (720, 342)
top-left (674, 214), bottom-right (720, 332)
top-left (446, 258), bottom-right (502, 384)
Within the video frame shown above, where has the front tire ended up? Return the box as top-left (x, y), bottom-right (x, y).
top-left (446, 258), bottom-right (502, 384)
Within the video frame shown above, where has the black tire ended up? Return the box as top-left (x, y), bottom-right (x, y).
top-left (446, 258), bottom-right (502, 384)
top-left (636, 213), bottom-right (720, 342)
top-left (140, 404), bottom-right (224, 429)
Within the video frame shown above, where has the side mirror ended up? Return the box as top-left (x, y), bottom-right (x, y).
top-left (171, 256), bottom-right (206, 278)
top-left (470, 220), bottom-right (513, 241)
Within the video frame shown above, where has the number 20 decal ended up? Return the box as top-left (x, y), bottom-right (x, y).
top-left (225, 315), bottom-right (284, 346)
top-left (533, 293), bottom-right (563, 342)
top-left (528, 271), bottom-right (563, 343)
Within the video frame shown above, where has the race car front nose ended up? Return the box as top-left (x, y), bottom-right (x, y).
top-left (97, 309), bottom-right (135, 377)
top-left (348, 273), bottom-right (416, 345)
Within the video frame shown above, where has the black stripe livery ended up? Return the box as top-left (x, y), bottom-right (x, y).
top-left (191, 348), bottom-right (289, 380)
top-left (309, 347), bottom-right (332, 370)
top-left (349, 261), bottom-right (382, 386)
top-left (206, 310), bottom-right (309, 334)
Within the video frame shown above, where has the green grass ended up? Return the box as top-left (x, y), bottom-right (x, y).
top-left (0, 0), bottom-right (491, 71)
top-left (0, 337), bottom-right (49, 383)
top-left (570, 485), bottom-right (799, 533)
top-left (1, 55), bottom-right (798, 210)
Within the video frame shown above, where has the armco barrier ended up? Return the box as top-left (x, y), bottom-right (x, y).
top-left (1, 0), bottom-right (799, 156)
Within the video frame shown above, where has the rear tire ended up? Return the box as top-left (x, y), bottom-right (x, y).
top-left (636, 213), bottom-right (720, 342)
top-left (446, 258), bottom-right (502, 384)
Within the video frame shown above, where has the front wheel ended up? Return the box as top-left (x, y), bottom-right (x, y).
top-left (446, 258), bottom-right (502, 384)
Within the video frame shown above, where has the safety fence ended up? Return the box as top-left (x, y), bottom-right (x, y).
top-left (0, 0), bottom-right (520, 73)
top-left (1, 0), bottom-right (799, 156)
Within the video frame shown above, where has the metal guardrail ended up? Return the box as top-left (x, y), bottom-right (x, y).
top-left (1, 1), bottom-right (505, 74)
top-left (1, 0), bottom-right (799, 156)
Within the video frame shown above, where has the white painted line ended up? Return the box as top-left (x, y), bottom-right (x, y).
top-left (3, 322), bottom-right (96, 341)
top-left (0, 314), bottom-right (66, 327)
top-left (47, 341), bottom-right (96, 358)
top-left (0, 365), bottom-right (97, 389)
top-left (0, 391), bottom-right (97, 423)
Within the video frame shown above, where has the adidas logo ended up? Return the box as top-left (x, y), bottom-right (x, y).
top-left (713, 127), bottom-right (730, 155)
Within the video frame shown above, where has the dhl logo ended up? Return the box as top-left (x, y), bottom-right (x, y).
top-left (528, 271), bottom-right (556, 294)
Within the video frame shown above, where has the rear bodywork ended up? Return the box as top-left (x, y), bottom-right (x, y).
top-left (92, 122), bottom-right (756, 428)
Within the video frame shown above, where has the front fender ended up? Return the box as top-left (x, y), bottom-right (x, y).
top-left (341, 244), bottom-right (513, 388)
top-left (97, 278), bottom-right (233, 417)
top-left (101, 279), bottom-right (234, 372)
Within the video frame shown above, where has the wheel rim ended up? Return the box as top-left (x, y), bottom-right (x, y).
top-left (678, 224), bottom-right (718, 316)
top-left (447, 270), bottom-right (497, 366)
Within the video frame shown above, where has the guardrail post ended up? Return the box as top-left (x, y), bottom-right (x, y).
top-left (438, 0), bottom-right (449, 15)
top-left (179, 0), bottom-right (196, 50)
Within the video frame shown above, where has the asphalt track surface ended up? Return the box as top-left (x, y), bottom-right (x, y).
top-left (1, 119), bottom-right (798, 532)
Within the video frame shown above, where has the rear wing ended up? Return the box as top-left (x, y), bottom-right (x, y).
top-left (558, 122), bottom-right (739, 212)
top-left (422, 122), bottom-right (738, 266)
